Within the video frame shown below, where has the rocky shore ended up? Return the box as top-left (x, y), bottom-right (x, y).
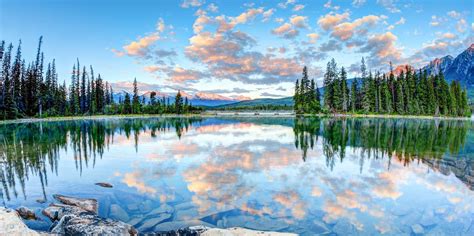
top-left (1, 194), bottom-right (296, 236)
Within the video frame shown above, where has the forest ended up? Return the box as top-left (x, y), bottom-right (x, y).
top-left (294, 58), bottom-right (471, 117)
top-left (0, 38), bottom-right (201, 120)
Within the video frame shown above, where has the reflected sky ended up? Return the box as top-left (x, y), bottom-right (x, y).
top-left (1, 117), bottom-right (473, 235)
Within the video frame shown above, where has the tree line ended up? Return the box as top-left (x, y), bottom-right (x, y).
top-left (294, 58), bottom-right (471, 117)
top-left (0, 38), bottom-right (201, 120)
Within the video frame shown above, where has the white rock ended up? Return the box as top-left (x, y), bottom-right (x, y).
top-left (0, 207), bottom-right (43, 236)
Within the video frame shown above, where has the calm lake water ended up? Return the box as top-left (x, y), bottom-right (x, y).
top-left (1, 117), bottom-right (473, 235)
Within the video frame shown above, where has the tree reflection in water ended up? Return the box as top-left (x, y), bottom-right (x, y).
top-left (0, 117), bottom-right (471, 204)
top-left (0, 118), bottom-right (202, 203)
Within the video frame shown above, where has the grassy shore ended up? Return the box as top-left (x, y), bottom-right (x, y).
top-left (0, 112), bottom-right (472, 124)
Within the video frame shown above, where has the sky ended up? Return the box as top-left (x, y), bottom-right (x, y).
top-left (1, 0), bottom-right (473, 99)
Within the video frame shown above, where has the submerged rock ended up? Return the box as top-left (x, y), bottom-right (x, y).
top-left (109, 204), bottom-right (130, 222)
top-left (245, 216), bottom-right (290, 231)
top-left (411, 224), bottom-right (424, 235)
top-left (95, 182), bottom-right (113, 188)
top-left (147, 203), bottom-right (174, 216)
top-left (202, 227), bottom-right (297, 236)
top-left (53, 194), bottom-right (98, 213)
top-left (153, 220), bottom-right (214, 232)
top-left (16, 206), bottom-right (37, 220)
top-left (137, 213), bottom-right (172, 232)
top-left (51, 212), bottom-right (137, 235)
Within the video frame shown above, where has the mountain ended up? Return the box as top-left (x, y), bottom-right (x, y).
top-left (423, 44), bottom-right (474, 87)
top-left (112, 90), bottom-right (245, 106)
top-left (213, 97), bottom-right (294, 109)
top-left (423, 55), bottom-right (454, 76)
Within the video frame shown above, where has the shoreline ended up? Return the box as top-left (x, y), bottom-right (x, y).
top-left (0, 112), bottom-right (472, 124)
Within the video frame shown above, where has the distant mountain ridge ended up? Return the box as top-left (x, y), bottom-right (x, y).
top-left (422, 44), bottom-right (474, 87)
top-left (112, 90), bottom-right (248, 107)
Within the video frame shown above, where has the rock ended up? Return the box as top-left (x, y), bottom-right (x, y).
top-left (53, 194), bottom-right (98, 213)
top-left (391, 205), bottom-right (411, 216)
top-left (139, 200), bottom-right (153, 213)
top-left (36, 199), bottom-right (46, 204)
top-left (16, 206), bottom-right (37, 220)
top-left (109, 204), bottom-right (130, 222)
top-left (311, 220), bottom-right (330, 234)
top-left (127, 217), bottom-right (143, 226)
top-left (51, 212), bottom-right (137, 235)
top-left (42, 205), bottom-right (63, 221)
top-left (0, 207), bottom-right (43, 235)
top-left (174, 207), bottom-right (199, 221)
top-left (434, 206), bottom-right (448, 215)
top-left (202, 227), bottom-right (297, 236)
top-left (411, 224), bottom-right (424, 235)
top-left (174, 202), bottom-right (195, 211)
top-left (244, 216), bottom-right (290, 231)
top-left (148, 203), bottom-right (174, 216)
top-left (419, 211), bottom-right (440, 227)
top-left (153, 220), bottom-right (214, 232)
top-left (126, 203), bottom-right (139, 212)
top-left (222, 215), bottom-right (255, 228)
top-left (137, 213), bottom-right (172, 232)
top-left (95, 182), bottom-right (113, 188)
top-left (332, 220), bottom-right (356, 235)
top-left (43, 203), bottom-right (90, 221)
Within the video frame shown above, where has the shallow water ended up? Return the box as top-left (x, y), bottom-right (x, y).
top-left (0, 117), bottom-right (473, 235)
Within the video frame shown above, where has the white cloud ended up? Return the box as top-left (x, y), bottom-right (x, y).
top-left (181, 0), bottom-right (205, 8)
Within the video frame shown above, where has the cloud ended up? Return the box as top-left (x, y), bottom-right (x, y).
top-left (262, 8), bottom-right (275, 22)
top-left (319, 39), bottom-right (343, 52)
top-left (307, 33), bottom-right (320, 44)
top-left (207, 3), bottom-right (218, 12)
top-left (232, 7), bottom-right (264, 25)
top-left (272, 23), bottom-right (299, 38)
top-left (318, 12), bottom-right (350, 31)
top-left (272, 15), bottom-right (308, 39)
top-left (331, 15), bottom-right (382, 41)
top-left (456, 19), bottom-right (467, 33)
top-left (292, 4), bottom-right (305, 12)
top-left (358, 32), bottom-right (401, 66)
top-left (113, 18), bottom-right (170, 60)
top-left (377, 0), bottom-right (400, 13)
top-left (352, 0), bottom-right (366, 7)
top-left (289, 15), bottom-right (308, 28)
top-left (123, 34), bottom-right (160, 57)
top-left (181, 0), bottom-right (205, 8)
top-left (324, 0), bottom-right (340, 10)
top-left (278, 0), bottom-right (296, 9)
top-left (447, 10), bottom-right (461, 19)
top-left (387, 17), bottom-right (405, 30)
top-left (169, 67), bottom-right (207, 83)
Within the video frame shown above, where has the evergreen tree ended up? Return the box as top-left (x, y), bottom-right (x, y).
top-left (123, 92), bottom-right (131, 114)
top-left (132, 78), bottom-right (140, 114)
top-left (175, 90), bottom-right (183, 114)
top-left (340, 67), bottom-right (349, 112)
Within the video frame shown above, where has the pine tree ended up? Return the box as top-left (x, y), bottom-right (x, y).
top-left (323, 61), bottom-right (334, 112)
top-left (340, 67), bottom-right (349, 112)
top-left (123, 92), bottom-right (131, 114)
top-left (1, 43), bottom-right (13, 117)
top-left (132, 78), bottom-right (140, 114)
top-left (350, 78), bottom-right (358, 113)
top-left (175, 90), bottom-right (183, 114)
top-left (294, 79), bottom-right (300, 113)
top-left (11, 40), bottom-right (22, 111)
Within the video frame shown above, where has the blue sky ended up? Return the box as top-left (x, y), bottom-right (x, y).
top-left (1, 0), bottom-right (472, 99)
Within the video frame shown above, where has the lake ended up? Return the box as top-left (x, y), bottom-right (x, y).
top-left (1, 117), bottom-right (473, 235)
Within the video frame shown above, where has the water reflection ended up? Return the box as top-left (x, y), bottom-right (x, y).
top-left (0, 117), bottom-right (473, 235)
